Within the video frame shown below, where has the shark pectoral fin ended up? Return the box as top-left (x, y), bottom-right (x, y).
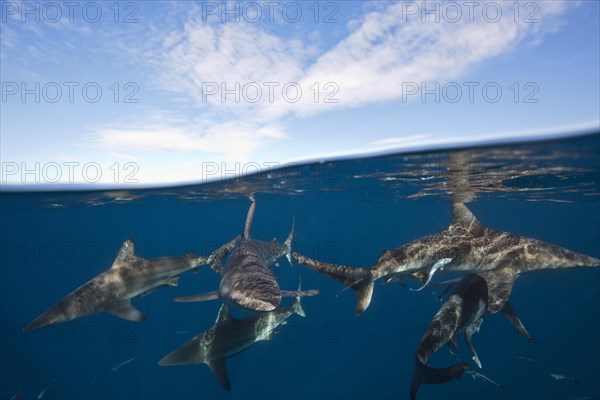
top-left (106, 300), bottom-right (146, 322)
top-left (501, 302), bottom-right (533, 342)
top-left (410, 258), bottom-right (452, 292)
top-left (207, 358), bottom-right (231, 391)
top-left (281, 289), bottom-right (320, 298)
top-left (465, 317), bottom-right (484, 368)
top-left (172, 291), bottom-right (220, 303)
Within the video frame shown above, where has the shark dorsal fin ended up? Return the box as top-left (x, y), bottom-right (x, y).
top-left (112, 239), bottom-right (139, 267)
top-left (451, 203), bottom-right (484, 236)
top-left (215, 304), bottom-right (232, 325)
top-left (243, 195), bottom-right (256, 239)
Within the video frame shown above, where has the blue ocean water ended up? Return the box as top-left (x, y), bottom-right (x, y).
top-left (1, 134), bottom-right (599, 400)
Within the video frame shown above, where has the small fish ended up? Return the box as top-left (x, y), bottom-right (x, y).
top-left (551, 373), bottom-right (581, 384)
top-left (176, 330), bottom-right (191, 335)
top-left (466, 370), bottom-right (504, 390)
top-left (410, 258), bottom-right (452, 291)
top-left (112, 355), bottom-right (136, 371)
top-left (37, 381), bottom-right (56, 399)
top-left (517, 356), bottom-right (536, 363)
top-left (10, 390), bottom-right (21, 400)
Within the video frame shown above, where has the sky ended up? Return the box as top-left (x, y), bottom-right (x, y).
top-left (1, 0), bottom-right (599, 186)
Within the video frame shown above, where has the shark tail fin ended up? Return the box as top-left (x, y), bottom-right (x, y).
top-left (284, 216), bottom-right (294, 266)
top-left (293, 275), bottom-right (306, 317)
top-left (410, 359), bottom-right (469, 400)
top-left (158, 336), bottom-right (201, 367)
top-left (206, 235), bottom-right (241, 274)
top-left (293, 252), bottom-right (374, 316)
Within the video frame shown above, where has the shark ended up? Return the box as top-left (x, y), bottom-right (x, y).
top-left (159, 282), bottom-right (313, 390)
top-left (410, 272), bottom-right (530, 399)
top-left (293, 202), bottom-right (600, 316)
top-left (23, 238), bottom-right (235, 331)
top-left (173, 196), bottom-right (318, 313)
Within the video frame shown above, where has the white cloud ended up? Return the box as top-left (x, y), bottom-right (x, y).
top-left (91, 120), bottom-right (286, 162)
top-left (91, 1), bottom-right (572, 158)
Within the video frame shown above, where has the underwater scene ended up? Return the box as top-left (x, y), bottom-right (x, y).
top-left (1, 133), bottom-right (599, 400)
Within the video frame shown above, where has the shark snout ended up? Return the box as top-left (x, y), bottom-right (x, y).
top-left (220, 267), bottom-right (282, 313)
top-left (228, 289), bottom-right (281, 313)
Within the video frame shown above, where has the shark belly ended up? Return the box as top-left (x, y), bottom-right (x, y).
top-left (219, 241), bottom-right (282, 313)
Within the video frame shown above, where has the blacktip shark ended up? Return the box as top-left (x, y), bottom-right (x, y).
top-left (24, 238), bottom-right (231, 331)
top-left (294, 202), bottom-right (600, 316)
top-left (410, 271), bottom-right (529, 399)
top-left (160, 281), bottom-right (314, 390)
top-left (409, 273), bottom-right (484, 400)
top-left (173, 195), bottom-right (319, 313)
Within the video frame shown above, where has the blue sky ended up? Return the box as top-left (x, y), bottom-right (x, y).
top-left (1, 1), bottom-right (599, 185)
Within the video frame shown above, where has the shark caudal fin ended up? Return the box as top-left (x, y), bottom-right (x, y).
top-left (284, 216), bottom-right (294, 266)
top-left (206, 236), bottom-right (241, 274)
top-left (292, 276), bottom-right (307, 317)
top-left (292, 252), bottom-right (374, 316)
top-left (410, 359), bottom-right (469, 400)
top-left (158, 336), bottom-right (201, 366)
